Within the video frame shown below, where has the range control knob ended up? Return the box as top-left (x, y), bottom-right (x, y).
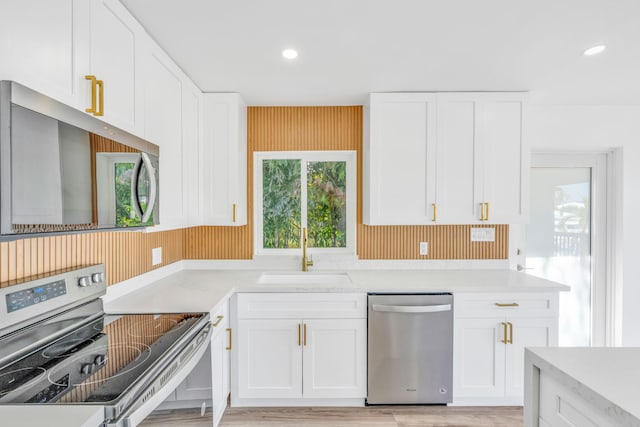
top-left (80, 363), bottom-right (94, 375)
top-left (91, 272), bottom-right (105, 283)
top-left (78, 276), bottom-right (91, 287)
top-left (94, 354), bottom-right (107, 366)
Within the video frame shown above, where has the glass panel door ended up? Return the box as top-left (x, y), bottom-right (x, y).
top-left (526, 167), bottom-right (591, 346)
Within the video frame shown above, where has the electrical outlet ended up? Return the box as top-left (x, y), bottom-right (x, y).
top-left (470, 228), bottom-right (495, 242)
top-left (152, 247), bottom-right (162, 265)
top-left (419, 242), bottom-right (428, 255)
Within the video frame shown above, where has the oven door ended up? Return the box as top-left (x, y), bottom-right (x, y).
top-left (106, 323), bottom-right (212, 427)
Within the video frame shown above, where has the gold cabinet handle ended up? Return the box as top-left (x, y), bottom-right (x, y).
top-left (95, 79), bottom-right (104, 116)
top-left (479, 203), bottom-right (485, 221)
top-left (495, 302), bottom-right (520, 307)
top-left (507, 322), bottom-right (513, 344)
top-left (485, 202), bottom-right (490, 221)
top-left (297, 324), bottom-right (301, 346)
top-left (232, 203), bottom-right (237, 223)
top-left (303, 323), bottom-right (307, 346)
top-left (225, 328), bottom-right (232, 350)
top-left (85, 75), bottom-right (97, 114)
top-left (501, 322), bottom-right (508, 344)
top-left (432, 203), bottom-right (437, 222)
top-left (211, 315), bottom-right (224, 327)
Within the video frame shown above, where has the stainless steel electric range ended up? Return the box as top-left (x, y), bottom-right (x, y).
top-left (0, 265), bottom-right (212, 426)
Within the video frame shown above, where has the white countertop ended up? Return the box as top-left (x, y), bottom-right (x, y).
top-left (0, 405), bottom-right (104, 427)
top-left (104, 268), bottom-right (568, 314)
top-left (526, 347), bottom-right (640, 424)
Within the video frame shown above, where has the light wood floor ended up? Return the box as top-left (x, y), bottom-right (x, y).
top-left (142, 406), bottom-right (523, 427)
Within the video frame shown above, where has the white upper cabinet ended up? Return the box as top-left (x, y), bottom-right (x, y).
top-left (201, 93), bottom-right (247, 226)
top-left (0, 0), bottom-right (82, 106)
top-left (364, 92), bottom-right (527, 225)
top-left (436, 93), bottom-right (527, 224)
top-left (364, 93), bottom-right (437, 225)
top-left (81, 0), bottom-right (146, 135)
top-left (182, 84), bottom-right (202, 228)
top-left (0, 0), bottom-right (146, 136)
top-left (142, 43), bottom-right (184, 230)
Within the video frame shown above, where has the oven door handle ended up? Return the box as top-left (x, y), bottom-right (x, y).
top-left (105, 324), bottom-right (212, 427)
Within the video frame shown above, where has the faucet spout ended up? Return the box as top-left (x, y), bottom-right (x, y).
top-left (302, 227), bottom-right (314, 272)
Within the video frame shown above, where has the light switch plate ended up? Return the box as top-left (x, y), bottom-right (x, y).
top-left (470, 228), bottom-right (495, 242)
top-left (152, 247), bottom-right (162, 265)
top-left (419, 242), bottom-right (428, 255)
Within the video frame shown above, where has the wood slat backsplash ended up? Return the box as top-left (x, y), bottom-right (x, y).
top-left (0, 106), bottom-right (507, 288)
top-left (0, 230), bottom-right (182, 287)
top-left (184, 106), bottom-right (508, 260)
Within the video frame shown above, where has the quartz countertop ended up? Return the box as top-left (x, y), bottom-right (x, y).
top-left (104, 269), bottom-right (568, 314)
top-left (526, 347), bottom-right (640, 425)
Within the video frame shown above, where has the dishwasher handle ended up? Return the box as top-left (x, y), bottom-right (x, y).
top-left (371, 303), bottom-right (452, 313)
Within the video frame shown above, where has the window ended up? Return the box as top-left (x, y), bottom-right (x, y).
top-left (254, 151), bottom-right (356, 255)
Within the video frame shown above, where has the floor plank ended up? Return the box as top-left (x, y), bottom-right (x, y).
top-left (141, 406), bottom-right (523, 427)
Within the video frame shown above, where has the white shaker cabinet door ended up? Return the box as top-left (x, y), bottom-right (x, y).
top-left (86, 0), bottom-right (145, 135)
top-left (504, 317), bottom-right (557, 400)
top-left (143, 44), bottom-right (184, 230)
top-left (435, 94), bottom-right (480, 223)
top-left (364, 93), bottom-right (437, 225)
top-left (302, 319), bottom-right (367, 399)
top-left (237, 319), bottom-right (302, 399)
top-left (453, 317), bottom-right (506, 399)
top-left (0, 0), bottom-right (81, 106)
top-left (479, 96), bottom-right (527, 224)
top-left (201, 93), bottom-right (247, 225)
top-left (211, 324), bottom-right (230, 427)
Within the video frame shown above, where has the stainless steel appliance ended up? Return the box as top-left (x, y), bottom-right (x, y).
top-left (0, 81), bottom-right (160, 239)
top-left (0, 265), bottom-right (211, 426)
top-left (367, 293), bottom-right (453, 404)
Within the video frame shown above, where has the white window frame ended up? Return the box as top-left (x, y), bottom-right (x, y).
top-left (254, 150), bottom-right (357, 256)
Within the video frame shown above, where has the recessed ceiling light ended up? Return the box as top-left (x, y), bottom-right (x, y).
top-left (282, 49), bottom-right (298, 59)
top-left (583, 45), bottom-right (606, 56)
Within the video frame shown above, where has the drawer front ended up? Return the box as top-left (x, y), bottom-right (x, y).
top-left (455, 293), bottom-right (558, 318)
top-left (237, 293), bottom-right (367, 319)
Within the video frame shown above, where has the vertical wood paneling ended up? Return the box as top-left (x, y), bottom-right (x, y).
top-left (0, 229), bottom-right (183, 287)
top-left (184, 106), bottom-right (508, 260)
top-left (1, 106), bottom-right (507, 289)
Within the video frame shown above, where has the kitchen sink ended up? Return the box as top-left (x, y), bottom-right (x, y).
top-left (257, 272), bottom-right (352, 285)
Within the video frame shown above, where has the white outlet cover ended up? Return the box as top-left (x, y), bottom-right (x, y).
top-left (419, 242), bottom-right (428, 255)
top-left (470, 228), bottom-right (495, 242)
top-left (152, 247), bottom-right (162, 265)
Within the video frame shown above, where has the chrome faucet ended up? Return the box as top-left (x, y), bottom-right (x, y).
top-left (302, 227), bottom-right (314, 272)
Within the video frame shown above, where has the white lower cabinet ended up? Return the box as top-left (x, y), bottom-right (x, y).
top-left (232, 293), bottom-right (367, 406)
top-left (453, 293), bottom-right (559, 405)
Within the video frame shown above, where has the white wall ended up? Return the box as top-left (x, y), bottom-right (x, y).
top-left (528, 105), bottom-right (640, 345)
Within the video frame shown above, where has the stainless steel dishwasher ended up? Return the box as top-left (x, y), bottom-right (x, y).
top-left (367, 293), bottom-right (453, 404)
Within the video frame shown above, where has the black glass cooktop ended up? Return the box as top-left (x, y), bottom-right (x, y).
top-left (0, 312), bottom-right (206, 404)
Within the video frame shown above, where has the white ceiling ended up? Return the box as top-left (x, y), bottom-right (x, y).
top-left (121, 0), bottom-right (640, 106)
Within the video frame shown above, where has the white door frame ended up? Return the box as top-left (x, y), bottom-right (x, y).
top-left (527, 151), bottom-right (616, 346)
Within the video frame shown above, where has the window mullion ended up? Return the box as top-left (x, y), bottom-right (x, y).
top-left (301, 158), bottom-right (308, 245)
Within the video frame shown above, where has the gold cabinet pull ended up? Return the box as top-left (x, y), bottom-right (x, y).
top-left (495, 302), bottom-right (520, 307)
top-left (211, 315), bottom-right (224, 327)
top-left (232, 203), bottom-right (237, 222)
top-left (485, 202), bottom-right (490, 221)
top-left (507, 322), bottom-right (513, 344)
top-left (225, 328), bottom-right (232, 350)
top-left (85, 75), bottom-right (97, 114)
top-left (479, 203), bottom-right (485, 221)
top-left (432, 203), bottom-right (437, 222)
top-left (303, 323), bottom-right (307, 346)
top-left (96, 79), bottom-right (104, 116)
top-left (501, 322), bottom-right (508, 344)
top-left (297, 324), bottom-right (302, 346)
